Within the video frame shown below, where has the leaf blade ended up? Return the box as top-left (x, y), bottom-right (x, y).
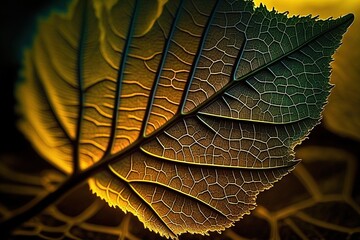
top-left (15, 0), bottom-right (353, 239)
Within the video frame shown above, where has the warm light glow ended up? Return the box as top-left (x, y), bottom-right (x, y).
top-left (254, 0), bottom-right (360, 18)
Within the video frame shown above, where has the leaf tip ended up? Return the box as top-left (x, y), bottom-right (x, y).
top-left (344, 13), bottom-right (355, 25)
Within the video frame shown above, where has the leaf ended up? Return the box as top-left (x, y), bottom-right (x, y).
top-left (14, 0), bottom-right (353, 238)
top-left (254, 0), bottom-right (360, 142)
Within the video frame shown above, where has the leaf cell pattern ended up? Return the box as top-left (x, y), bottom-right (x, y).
top-left (15, 0), bottom-right (353, 238)
top-left (251, 0), bottom-right (360, 142)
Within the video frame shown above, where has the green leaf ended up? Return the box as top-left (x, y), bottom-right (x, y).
top-left (12, 0), bottom-right (352, 239)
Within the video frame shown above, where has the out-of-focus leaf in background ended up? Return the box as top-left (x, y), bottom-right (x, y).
top-left (253, 0), bottom-right (360, 141)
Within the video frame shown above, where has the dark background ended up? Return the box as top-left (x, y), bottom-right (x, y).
top-left (0, 0), bottom-right (67, 153)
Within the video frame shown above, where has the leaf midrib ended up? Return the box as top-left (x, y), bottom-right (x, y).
top-left (99, 13), bottom-right (354, 170)
top-left (75, 10), bottom-right (354, 187)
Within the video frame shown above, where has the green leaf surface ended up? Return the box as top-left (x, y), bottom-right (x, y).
top-left (10, 0), bottom-right (353, 239)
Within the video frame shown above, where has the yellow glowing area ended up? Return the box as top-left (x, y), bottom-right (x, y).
top-left (17, 0), bottom-right (172, 172)
top-left (254, 0), bottom-right (359, 18)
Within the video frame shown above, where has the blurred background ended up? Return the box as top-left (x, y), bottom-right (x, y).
top-left (0, 0), bottom-right (359, 239)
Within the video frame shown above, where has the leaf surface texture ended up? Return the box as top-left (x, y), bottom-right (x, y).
top-left (16, 0), bottom-right (353, 238)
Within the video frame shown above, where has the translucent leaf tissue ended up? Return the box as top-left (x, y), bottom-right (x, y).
top-left (7, 0), bottom-right (353, 239)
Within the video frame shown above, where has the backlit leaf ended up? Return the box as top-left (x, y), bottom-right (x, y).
top-left (254, 0), bottom-right (360, 145)
top-left (14, 0), bottom-right (353, 238)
